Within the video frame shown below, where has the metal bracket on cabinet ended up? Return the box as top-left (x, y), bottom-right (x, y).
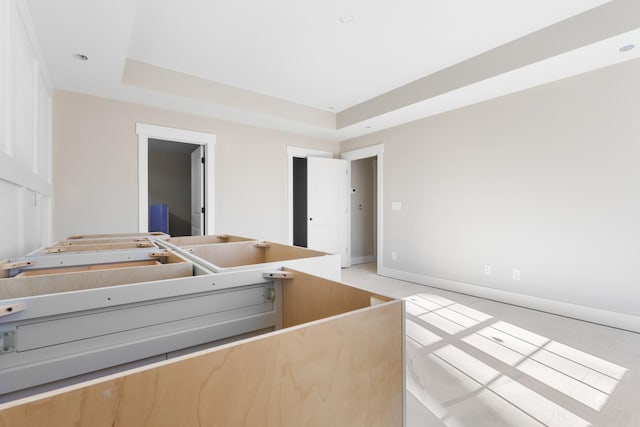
top-left (262, 271), bottom-right (294, 280)
top-left (0, 327), bottom-right (17, 354)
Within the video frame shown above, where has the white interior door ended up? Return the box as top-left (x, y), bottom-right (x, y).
top-left (190, 146), bottom-right (204, 236)
top-left (307, 157), bottom-right (351, 267)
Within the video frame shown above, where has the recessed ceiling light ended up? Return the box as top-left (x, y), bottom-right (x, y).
top-left (619, 44), bottom-right (635, 52)
top-left (339, 15), bottom-right (354, 24)
top-left (72, 53), bottom-right (88, 61)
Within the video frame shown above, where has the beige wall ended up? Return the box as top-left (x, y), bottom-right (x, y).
top-left (341, 58), bottom-right (640, 321)
top-left (53, 91), bottom-right (339, 242)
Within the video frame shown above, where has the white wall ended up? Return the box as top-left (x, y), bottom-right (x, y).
top-left (53, 91), bottom-right (339, 243)
top-left (0, 0), bottom-right (52, 260)
top-left (341, 58), bottom-right (640, 332)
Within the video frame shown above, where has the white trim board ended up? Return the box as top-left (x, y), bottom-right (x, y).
top-left (341, 144), bottom-right (384, 275)
top-left (380, 266), bottom-right (640, 334)
top-left (286, 146), bottom-right (332, 245)
top-left (0, 151), bottom-right (51, 195)
top-left (136, 123), bottom-right (216, 234)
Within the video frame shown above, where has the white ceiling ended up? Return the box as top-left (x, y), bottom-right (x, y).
top-left (24, 0), bottom-right (640, 141)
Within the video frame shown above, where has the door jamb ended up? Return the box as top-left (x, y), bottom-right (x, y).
top-left (137, 123), bottom-right (216, 234)
top-left (287, 146), bottom-right (332, 245)
top-left (341, 144), bottom-right (384, 275)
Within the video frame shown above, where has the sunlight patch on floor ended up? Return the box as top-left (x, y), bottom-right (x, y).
top-left (404, 293), bottom-right (627, 425)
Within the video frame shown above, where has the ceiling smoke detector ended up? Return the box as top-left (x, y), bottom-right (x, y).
top-left (339, 15), bottom-right (354, 24)
top-left (619, 44), bottom-right (635, 52)
top-left (72, 53), bottom-right (88, 61)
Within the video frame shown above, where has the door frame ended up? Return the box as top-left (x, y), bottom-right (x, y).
top-left (287, 146), bottom-right (332, 245)
top-left (190, 145), bottom-right (205, 236)
top-left (341, 144), bottom-right (384, 274)
top-left (137, 123), bottom-right (216, 234)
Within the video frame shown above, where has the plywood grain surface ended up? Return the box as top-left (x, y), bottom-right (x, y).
top-left (54, 238), bottom-right (151, 246)
top-left (0, 263), bottom-right (193, 299)
top-left (65, 232), bottom-right (167, 240)
top-left (0, 300), bottom-right (403, 427)
top-left (167, 235), bottom-right (252, 246)
top-left (189, 242), bottom-right (265, 267)
top-left (41, 241), bottom-right (155, 252)
top-left (283, 268), bottom-right (391, 327)
top-left (264, 244), bottom-right (326, 263)
top-left (15, 260), bottom-right (160, 277)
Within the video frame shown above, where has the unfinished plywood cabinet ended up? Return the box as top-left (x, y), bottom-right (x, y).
top-left (0, 234), bottom-right (404, 426)
top-left (165, 233), bottom-right (252, 246)
top-left (63, 232), bottom-right (170, 240)
top-left (163, 236), bottom-right (341, 279)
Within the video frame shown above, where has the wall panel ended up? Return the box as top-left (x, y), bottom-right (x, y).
top-left (0, 0), bottom-right (8, 154)
top-left (22, 188), bottom-right (42, 253)
top-left (0, 180), bottom-right (21, 259)
top-left (37, 74), bottom-right (51, 181)
top-left (0, 0), bottom-right (52, 259)
top-left (12, 6), bottom-right (36, 172)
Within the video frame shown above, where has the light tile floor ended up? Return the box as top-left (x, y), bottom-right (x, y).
top-left (341, 263), bottom-right (640, 427)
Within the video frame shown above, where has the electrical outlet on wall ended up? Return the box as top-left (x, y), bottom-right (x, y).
top-left (484, 264), bottom-right (492, 275)
top-left (512, 269), bottom-right (521, 280)
top-left (391, 251), bottom-right (397, 261)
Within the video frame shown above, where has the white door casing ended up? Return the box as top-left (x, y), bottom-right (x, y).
top-left (190, 146), bottom-right (204, 236)
top-left (307, 157), bottom-right (351, 268)
top-left (137, 123), bottom-right (215, 235)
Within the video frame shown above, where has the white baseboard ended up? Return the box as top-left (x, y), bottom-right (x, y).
top-left (351, 255), bottom-right (376, 265)
top-left (380, 266), bottom-right (640, 334)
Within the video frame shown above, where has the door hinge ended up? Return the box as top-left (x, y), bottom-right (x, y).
top-left (201, 207), bottom-right (205, 214)
top-left (201, 157), bottom-right (205, 164)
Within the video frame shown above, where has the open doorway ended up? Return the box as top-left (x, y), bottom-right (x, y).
top-left (341, 144), bottom-right (384, 274)
top-left (137, 123), bottom-right (216, 236)
top-left (292, 157), bottom-right (308, 247)
top-left (350, 156), bottom-right (377, 265)
top-left (148, 139), bottom-right (201, 237)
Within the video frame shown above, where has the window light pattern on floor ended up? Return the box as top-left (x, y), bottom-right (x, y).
top-left (405, 293), bottom-right (627, 427)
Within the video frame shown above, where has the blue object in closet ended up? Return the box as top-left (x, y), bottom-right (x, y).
top-left (149, 203), bottom-right (169, 233)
